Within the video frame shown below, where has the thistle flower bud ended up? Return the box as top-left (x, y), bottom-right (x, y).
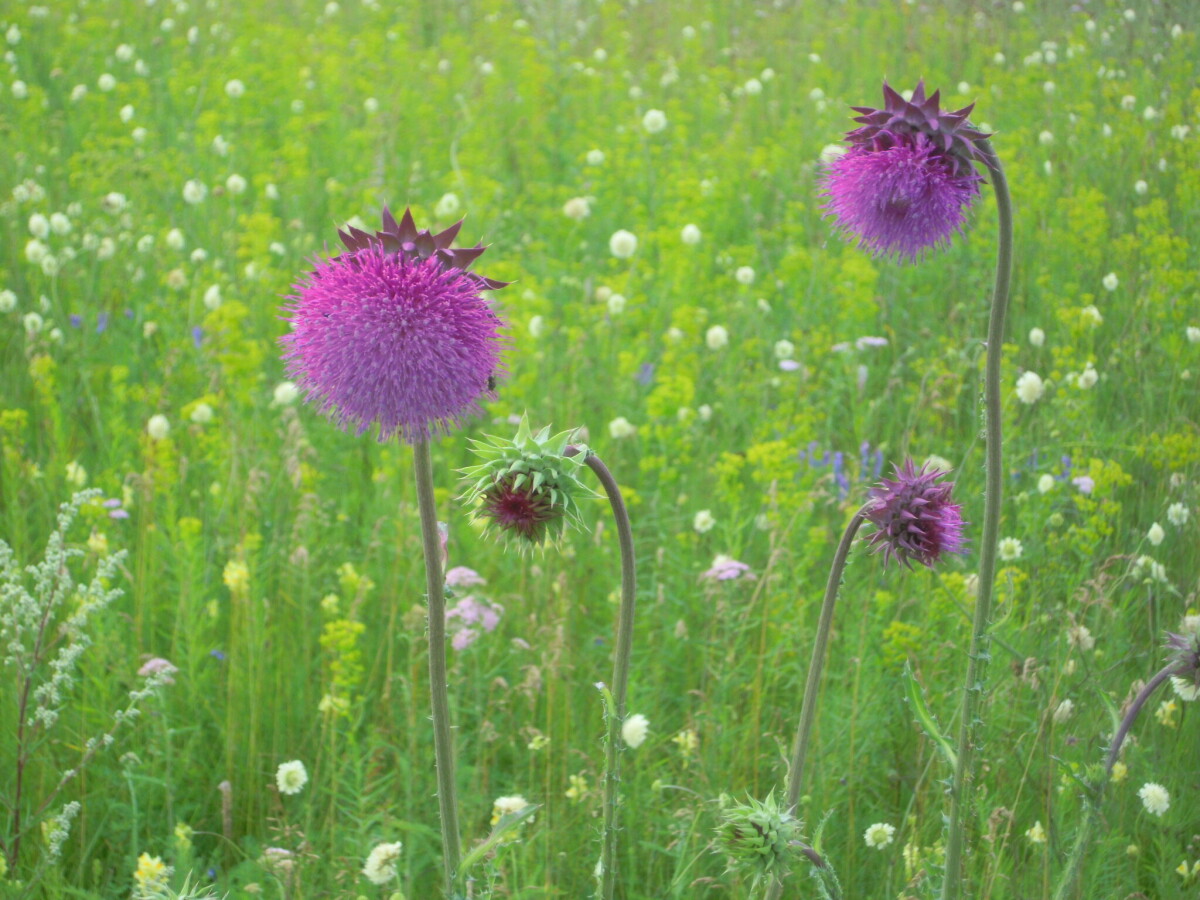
top-left (1166, 625), bottom-right (1200, 701)
top-left (716, 792), bottom-right (802, 881)
top-left (864, 459), bottom-right (966, 569)
top-left (460, 414), bottom-right (594, 549)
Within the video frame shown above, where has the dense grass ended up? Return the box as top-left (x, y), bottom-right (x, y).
top-left (1, 0), bottom-right (1199, 897)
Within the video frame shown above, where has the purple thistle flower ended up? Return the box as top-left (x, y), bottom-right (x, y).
top-left (821, 81), bottom-right (990, 262)
top-left (478, 473), bottom-right (565, 545)
top-left (280, 207), bottom-right (508, 444)
top-left (863, 459), bottom-right (966, 569)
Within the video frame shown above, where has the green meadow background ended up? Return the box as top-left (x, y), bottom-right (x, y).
top-left (1, 0), bottom-right (1198, 897)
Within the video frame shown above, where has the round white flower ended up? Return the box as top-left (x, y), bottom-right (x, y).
top-left (1147, 522), bottom-right (1164, 546)
top-left (1038, 130), bottom-right (1054, 146)
top-left (607, 293), bottom-right (626, 316)
top-left (1102, 272), bottom-right (1119, 292)
top-left (204, 285), bottom-right (222, 311)
top-left (23, 312), bottom-right (44, 334)
top-left (1052, 698), bottom-right (1074, 723)
top-left (693, 509), bottom-right (716, 533)
top-left (1170, 677), bottom-right (1200, 702)
top-left (182, 179), bottom-right (208, 204)
top-left (1166, 503), bottom-right (1189, 527)
top-left (562, 197), bottom-right (590, 221)
top-left (641, 108), bottom-right (667, 134)
top-left (680, 224), bottom-right (702, 246)
top-left (1137, 782), bottom-right (1169, 816)
top-left (434, 192), bottom-right (461, 219)
top-left (705, 325), bottom-right (729, 351)
top-left (1080, 305), bottom-right (1103, 327)
top-left (1134, 179), bottom-right (1148, 196)
top-left (743, 77), bottom-right (762, 95)
top-left (1037, 474), bottom-right (1055, 494)
top-left (361, 841), bottom-right (402, 885)
top-left (774, 339), bottom-right (795, 360)
top-left (0, 289), bottom-right (16, 313)
top-left (190, 403), bottom-right (214, 424)
top-left (1029, 327), bottom-right (1045, 347)
top-left (621, 713), bottom-right (649, 748)
top-left (492, 795), bottom-right (530, 819)
top-left (528, 315), bottom-right (545, 338)
top-left (863, 822), bottom-right (896, 849)
top-left (1077, 364), bottom-right (1098, 390)
top-left (586, 148), bottom-right (605, 166)
top-left (224, 78), bottom-right (245, 98)
top-left (115, 42), bottom-right (133, 61)
top-left (819, 143), bottom-right (847, 163)
top-left (147, 414), bottom-right (171, 440)
top-left (1186, 326), bottom-right (1200, 344)
top-left (6, 25), bottom-right (21, 45)
top-left (998, 537), bottom-right (1023, 561)
top-left (273, 381), bottom-right (299, 406)
top-left (608, 416), bottom-right (636, 439)
top-left (98, 73), bottom-right (116, 92)
top-left (1015, 371), bottom-right (1044, 404)
top-left (166, 228), bottom-right (185, 250)
top-left (28, 213), bottom-right (50, 239)
top-left (275, 759), bottom-right (308, 795)
top-left (735, 266), bottom-right (755, 285)
top-left (24, 239), bottom-right (47, 264)
top-left (120, 103), bottom-right (135, 123)
top-left (609, 229), bottom-right (638, 259)
top-left (137, 235), bottom-right (155, 254)
top-left (225, 174), bottom-right (247, 195)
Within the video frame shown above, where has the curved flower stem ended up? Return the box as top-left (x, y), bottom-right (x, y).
top-left (569, 448), bottom-right (637, 900)
top-left (1053, 663), bottom-right (1178, 900)
top-left (413, 441), bottom-right (460, 897)
top-left (941, 141), bottom-right (1013, 900)
top-left (766, 508), bottom-right (868, 900)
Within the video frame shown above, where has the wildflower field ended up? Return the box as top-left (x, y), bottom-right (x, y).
top-left (2, 0), bottom-right (1200, 897)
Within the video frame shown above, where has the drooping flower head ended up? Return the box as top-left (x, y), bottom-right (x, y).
top-left (717, 791), bottom-right (803, 883)
top-left (459, 414), bottom-right (595, 549)
top-left (1166, 623), bottom-right (1200, 701)
top-left (864, 459), bottom-right (966, 569)
top-left (821, 81), bottom-right (991, 261)
top-left (280, 207), bottom-right (509, 444)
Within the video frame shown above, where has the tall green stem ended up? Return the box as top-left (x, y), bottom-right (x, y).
top-left (941, 141), bottom-right (1013, 900)
top-left (413, 441), bottom-right (460, 897)
top-left (573, 450), bottom-right (637, 900)
top-left (766, 508), bottom-right (867, 900)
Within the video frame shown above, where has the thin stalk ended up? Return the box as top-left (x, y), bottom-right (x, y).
top-left (941, 141), bottom-right (1013, 900)
top-left (1053, 663), bottom-right (1178, 900)
top-left (413, 441), bottom-right (460, 897)
top-left (571, 450), bottom-right (637, 900)
top-left (766, 508), bottom-right (868, 900)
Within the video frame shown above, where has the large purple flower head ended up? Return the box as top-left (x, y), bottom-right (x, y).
top-left (863, 459), bottom-right (966, 569)
top-left (280, 207), bottom-right (508, 444)
top-left (821, 81), bottom-right (991, 261)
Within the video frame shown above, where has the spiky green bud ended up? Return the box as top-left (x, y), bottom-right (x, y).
top-left (460, 414), bottom-right (595, 549)
top-left (717, 791), bottom-right (802, 882)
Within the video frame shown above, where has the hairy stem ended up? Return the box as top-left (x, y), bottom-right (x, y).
top-left (413, 441), bottom-right (460, 896)
top-left (766, 509), bottom-right (867, 900)
top-left (941, 140), bottom-right (1013, 900)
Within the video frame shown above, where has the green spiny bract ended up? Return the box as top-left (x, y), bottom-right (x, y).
top-left (459, 414), bottom-right (594, 549)
top-left (716, 791), bottom-right (802, 883)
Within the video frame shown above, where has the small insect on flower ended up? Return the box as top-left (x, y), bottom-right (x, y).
top-left (280, 207), bottom-right (508, 444)
top-left (275, 759), bottom-right (308, 795)
top-left (821, 81), bottom-right (990, 261)
top-left (863, 459), bottom-right (966, 569)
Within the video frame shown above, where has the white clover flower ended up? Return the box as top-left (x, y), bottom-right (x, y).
top-left (863, 822), bottom-right (896, 849)
top-left (693, 509), bottom-right (716, 533)
top-left (98, 73), bottom-right (116, 92)
top-left (1015, 371), bottom-right (1044, 404)
top-left (118, 103), bottom-right (135, 123)
top-left (183, 180), bottom-right (207, 204)
top-left (680, 223), bottom-right (702, 245)
top-left (528, 315), bottom-right (545, 338)
top-left (478, 60), bottom-right (494, 75)
top-left (190, 403), bottom-right (214, 424)
top-left (735, 266), bottom-right (755, 285)
top-left (1081, 305), bottom-right (1103, 327)
top-left (24, 239), bottom-right (47, 264)
top-left (1138, 782), bottom-right (1169, 816)
top-left (761, 67), bottom-right (775, 81)
top-left (665, 326), bottom-right (684, 344)
top-left (70, 84), bottom-right (88, 102)
top-left (1147, 523), bottom-right (1164, 546)
top-left (1029, 327), bottom-right (1045, 347)
top-left (147, 414), bottom-right (170, 440)
top-left (607, 293), bottom-right (626, 316)
top-left (1186, 326), bottom-right (1200, 344)
top-left (49, 212), bottom-right (71, 235)
top-left (6, 25), bottom-right (20, 45)
top-left (1102, 272), bottom-right (1119, 292)
top-left (190, 247), bottom-right (208, 263)
top-left (1077, 364), bottom-right (1098, 390)
top-left (621, 713), bottom-right (649, 748)
top-left (434, 192), bottom-right (461, 219)
top-left (203, 285), bottom-right (222, 311)
top-left (705, 325), bottom-right (729, 351)
top-left (41, 255), bottom-right (59, 277)
top-left (97, 237), bottom-right (116, 259)
top-left (698, 404), bottom-right (713, 422)
top-left (9, 80), bottom-right (27, 100)
top-left (586, 148), bottom-right (605, 165)
top-left (225, 174), bottom-right (247, 195)
top-left (1037, 474), bottom-right (1055, 494)
top-left (212, 134), bottom-right (229, 156)
top-left (224, 78), bottom-right (245, 98)
top-left (28, 213), bottom-right (50, 239)
top-left (608, 416), bottom-right (636, 439)
top-left (998, 537), bottom-right (1023, 561)
top-left (131, 126), bottom-right (146, 142)
top-left (1043, 81), bottom-right (1056, 95)
top-left (1166, 503), bottom-right (1189, 527)
top-left (137, 235), bottom-right (154, 253)
top-left (743, 77), bottom-right (762, 95)
top-left (361, 841), bottom-right (402, 885)
top-left (641, 108), bottom-right (667, 134)
top-left (23, 311), bottom-right (44, 334)
top-left (1134, 179), bottom-right (1148, 196)
top-left (1025, 821), bottom-right (1047, 844)
top-left (273, 381), bottom-right (299, 406)
top-left (774, 339), bottom-right (795, 360)
top-left (275, 760), bottom-right (308, 795)
top-left (1052, 698), bottom-right (1074, 723)
top-left (265, 183), bottom-right (279, 200)
top-left (1121, 95), bottom-right (1136, 111)
top-left (0, 289), bottom-right (16, 313)
top-left (562, 197), bottom-right (591, 220)
top-left (1038, 130), bottom-right (1054, 146)
top-left (609, 229), bottom-right (638, 259)
top-left (166, 228), bottom-right (185, 250)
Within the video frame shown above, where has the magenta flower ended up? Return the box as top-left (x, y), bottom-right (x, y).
top-left (137, 657), bottom-right (178, 683)
top-left (702, 555), bottom-right (755, 581)
top-left (280, 208), bottom-right (508, 444)
top-left (445, 566), bottom-right (486, 589)
top-left (863, 459), bottom-right (966, 569)
top-left (821, 81), bottom-right (990, 261)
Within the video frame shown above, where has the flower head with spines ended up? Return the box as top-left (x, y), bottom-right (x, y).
top-left (460, 414), bottom-right (595, 550)
top-left (822, 81), bottom-right (992, 261)
top-left (1166, 624), bottom-right (1200, 701)
top-left (716, 791), bottom-right (803, 884)
top-left (863, 459), bottom-right (966, 569)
